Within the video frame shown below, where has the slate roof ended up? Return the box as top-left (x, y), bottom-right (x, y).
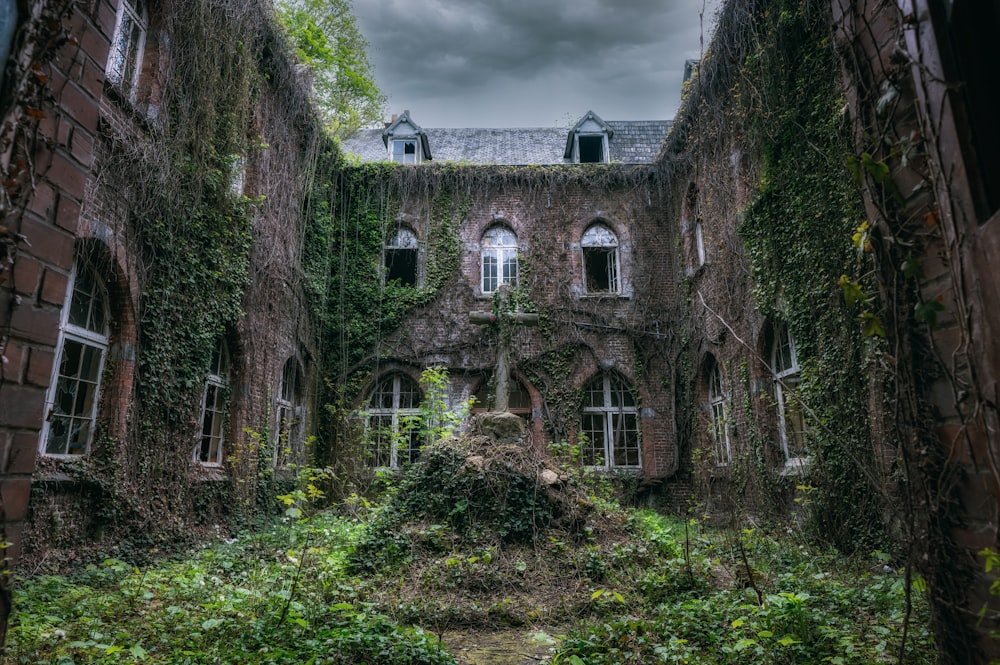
top-left (341, 119), bottom-right (671, 166)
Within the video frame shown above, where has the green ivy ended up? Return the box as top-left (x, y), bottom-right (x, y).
top-left (736, 0), bottom-right (886, 551)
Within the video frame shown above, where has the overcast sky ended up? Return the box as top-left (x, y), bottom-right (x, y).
top-left (353, 0), bottom-right (721, 129)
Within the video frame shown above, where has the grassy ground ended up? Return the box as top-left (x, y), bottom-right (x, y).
top-left (5, 442), bottom-right (936, 664)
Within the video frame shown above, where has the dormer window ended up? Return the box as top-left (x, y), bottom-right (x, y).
top-left (578, 135), bottom-right (606, 163)
top-left (565, 111), bottom-right (612, 164)
top-left (392, 139), bottom-right (419, 164)
top-left (383, 110), bottom-right (432, 164)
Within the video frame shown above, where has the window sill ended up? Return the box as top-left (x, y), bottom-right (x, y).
top-left (193, 464), bottom-right (228, 481)
top-left (578, 292), bottom-right (629, 300)
top-left (779, 456), bottom-right (811, 476)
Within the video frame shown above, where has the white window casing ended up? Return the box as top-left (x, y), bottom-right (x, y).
top-left (365, 374), bottom-right (422, 468)
top-left (481, 225), bottom-right (518, 294)
top-left (580, 373), bottom-right (641, 470)
top-left (41, 261), bottom-right (110, 457)
top-left (107, 0), bottom-right (148, 101)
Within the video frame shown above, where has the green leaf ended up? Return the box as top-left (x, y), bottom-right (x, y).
top-left (914, 299), bottom-right (945, 328)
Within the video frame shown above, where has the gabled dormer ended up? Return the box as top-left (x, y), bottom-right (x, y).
top-left (565, 110), bottom-right (613, 164)
top-left (382, 110), bottom-right (432, 164)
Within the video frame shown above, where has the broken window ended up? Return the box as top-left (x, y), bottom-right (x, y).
top-left (578, 135), bottom-right (605, 163)
top-left (275, 357), bottom-right (304, 466)
top-left (196, 339), bottom-right (229, 466)
top-left (385, 227), bottom-right (418, 286)
top-left (42, 259), bottom-right (110, 456)
top-left (365, 374), bottom-right (422, 468)
top-left (707, 359), bottom-right (731, 465)
top-left (481, 225), bottom-right (518, 294)
top-left (581, 223), bottom-right (620, 293)
top-left (107, 0), bottom-right (147, 101)
top-left (771, 323), bottom-right (807, 462)
top-left (580, 372), bottom-right (641, 469)
top-left (392, 139), bottom-right (419, 164)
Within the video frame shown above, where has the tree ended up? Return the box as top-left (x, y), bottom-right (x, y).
top-left (277, 0), bottom-right (385, 138)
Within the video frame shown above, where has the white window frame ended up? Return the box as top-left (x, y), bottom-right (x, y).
top-left (274, 358), bottom-right (304, 466)
top-left (481, 225), bottom-right (518, 294)
top-left (195, 340), bottom-right (229, 466)
top-left (391, 138), bottom-right (420, 164)
top-left (580, 373), bottom-right (642, 470)
top-left (106, 0), bottom-right (148, 101)
top-left (708, 363), bottom-right (731, 465)
top-left (581, 223), bottom-right (620, 294)
top-left (364, 374), bottom-right (422, 469)
top-left (695, 218), bottom-right (706, 266)
top-left (771, 323), bottom-right (807, 463)
top-left (575, 133), bottom-right (609, 164)
top-left (40, 260), bottom-right (110, 457)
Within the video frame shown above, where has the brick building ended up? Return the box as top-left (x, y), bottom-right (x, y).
top-left (2, 0), bottom-right (1000, 660)
top-left (1, 0), bottom-right (319, 572)
top-left (338, 111), bottom-right (680, 480)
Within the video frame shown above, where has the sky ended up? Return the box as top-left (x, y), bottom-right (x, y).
top-left (352, 0), bottom-right (722, 129)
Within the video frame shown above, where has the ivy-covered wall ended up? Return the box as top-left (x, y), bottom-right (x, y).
top-left (662, 0), bottom-right (891, 549)
top-left (13, 0), bottom-right (323, 569)
top-left (304, 163), bottom-right (681, 483)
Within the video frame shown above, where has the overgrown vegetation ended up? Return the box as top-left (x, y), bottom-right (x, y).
top-left (7, 448), bottom-right (935, 663)
top-left (670, 0), bottom-right (888, 553)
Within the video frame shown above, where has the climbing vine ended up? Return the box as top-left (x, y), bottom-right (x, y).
top-left (671, 0), bottom-right (888, 552)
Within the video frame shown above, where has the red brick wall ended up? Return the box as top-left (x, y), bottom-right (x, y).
top-left (0, 0), bottom-right (109, 563)
top-left (360, 174), bottom-right (679, 480)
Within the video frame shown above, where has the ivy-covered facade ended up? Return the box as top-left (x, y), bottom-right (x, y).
top-left (3, 0), bottom-right (1000, 660)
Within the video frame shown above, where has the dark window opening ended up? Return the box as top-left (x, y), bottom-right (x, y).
top-left (578, 135), bottom-right (604, 163)
top-left (946, 1), bottom-right (1000, 220)
top-left (385, 249), bottom-right (417, 286)
top-left (584, 248), bottom-right (615, 292)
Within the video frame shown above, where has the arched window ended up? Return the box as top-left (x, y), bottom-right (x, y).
top-left (771, 323), bottom-right (807, 461)
top-left (481, 225), bottom-right (518, 294)
top-left (275, 357), bottom-right (304, 466)
top-left (581, 223), bottom-right (620, 294)
top-left (42, 259), bottom-right (110, 456)
top-left (196, 339), bottom-right (229, 465)
top-left (707, 359), bottom-right (731, 464)
top-left (580, 373), bottom-right (641, 469)
top-left (365, 374), bottom-right (422, 468)
top-left (107, 0), bottom-right (148, 100)
top-left (385, 227), bottom-right (418, 287)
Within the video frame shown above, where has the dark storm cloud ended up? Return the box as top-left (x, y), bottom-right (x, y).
top-left (353, 0), bottom-right (719, 127)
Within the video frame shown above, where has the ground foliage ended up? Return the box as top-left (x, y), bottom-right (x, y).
top-left (6, 449), bottom-right (935, 664)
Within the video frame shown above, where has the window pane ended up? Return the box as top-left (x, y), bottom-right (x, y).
top-left (397, 376), bottom-right (421, 409)
top-left (366, 415), bottom-right (393, 467)
top-left (581, 413), bottom-right (606, 466)
top-left (612, 413), bottom-right (641, 466)
top-left (501, 250), bottom-right (517, 285)
top-left (483, 254), bottom-right (498, 292)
